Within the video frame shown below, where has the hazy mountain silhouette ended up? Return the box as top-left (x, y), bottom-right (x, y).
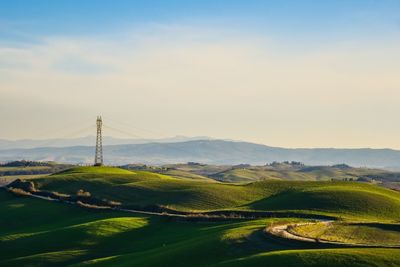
top-left (0, 136), bottom-right (212, 149)
top-left (1, 139), bottom-right (400, 169)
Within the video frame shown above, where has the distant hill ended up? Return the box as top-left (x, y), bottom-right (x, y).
top-left (120, 162), bottom-right (400, 192)
top-left (0, 135), bottom-right (212, 149)
top-left (148, 162), bottom-right (400, 188)
top-left (2, 139), bottom-right (400, 168)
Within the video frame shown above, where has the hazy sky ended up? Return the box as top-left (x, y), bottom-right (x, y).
top-left (1, 0), bottom-right (400, 148)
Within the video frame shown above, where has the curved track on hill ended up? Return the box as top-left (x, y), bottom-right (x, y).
top-left (1, 185), bottom-right (328, 221)
top-left (22, 190), bottom-right (329, 221)
top-left (265, 221), bottom-right (400, 248)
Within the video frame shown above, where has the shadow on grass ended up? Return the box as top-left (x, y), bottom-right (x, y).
top-left (349, 222), bottom-right (400, 232)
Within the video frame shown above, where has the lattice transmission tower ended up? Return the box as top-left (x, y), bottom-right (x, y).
top-left (94, 116), bottom-right (103, 166)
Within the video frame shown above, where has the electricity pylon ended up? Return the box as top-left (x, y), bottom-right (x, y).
top-left (94, 116), bottom-right (103, 166)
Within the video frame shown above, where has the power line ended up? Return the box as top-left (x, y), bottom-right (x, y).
top-left (29, 116), bottom-right (98, 141)
top-left (102, 115), bottom-right (168, 138)
top-left (35, 124), bottom-right (95, 148)
top-left (103, 124), bottom-right (147, 139)
top-left (103, 122), bottom-right (192, 156)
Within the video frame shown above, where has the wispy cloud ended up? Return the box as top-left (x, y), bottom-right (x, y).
top-left (0, 23), bottom-right (400, 147)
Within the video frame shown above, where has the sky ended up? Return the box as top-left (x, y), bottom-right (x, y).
top-left (1, 0), bottom-right (400, 148)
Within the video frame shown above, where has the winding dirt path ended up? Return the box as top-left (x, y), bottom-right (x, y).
top-left (1, 185), bottom-right (333, 221)
top-left (267, 221), bottom-right (332, 243)
top-left (1, 186), bottom-right (249, 220)
top-left (265, 221), bottom-right (400, 248)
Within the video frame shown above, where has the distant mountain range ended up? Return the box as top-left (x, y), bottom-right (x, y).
top-left (1, 139), bottom-right (400, 169)
top-left (0, 136), bottom-right (211, 149)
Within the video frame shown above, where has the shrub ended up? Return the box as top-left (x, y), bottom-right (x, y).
top-left (7, 179), bottom-right (36, 192)
top-left (76, 201), bottom-right (109, 209)
top-left (76, 189), bottom-right (91, 197)
top-left (105, 199), bottom-right (121, 206)
top-left (52, 191), bottom-right (70, 198)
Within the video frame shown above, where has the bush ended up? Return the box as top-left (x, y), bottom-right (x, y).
top-left (76, 201), bottom-right (109, 209)
top-left (52, 191), bottom-right (70, 198)
top-left (105, 199), bottom-right (121, 206)
top-left (76, 189), bottom-right (91, 197)
top-left (7, 179), bottom-right (36, 192)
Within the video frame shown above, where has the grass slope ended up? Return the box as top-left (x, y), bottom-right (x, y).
top-left (26, 167), bottom-right (400, 221)
top-left (216, 248), bottom-right (400, 267)
top-left (161, 163), bottom-right (400, 184)
top-left (290, 222), bottom-right (400, 246)
top-left (247, 182), bottom-right (400, 220)
top-left (1, 190), bottom-right (399, 267)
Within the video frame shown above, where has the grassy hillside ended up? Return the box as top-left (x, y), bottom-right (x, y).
top-left (30, 167), bottom-right (400, 220)
top-left (1, 189), bottom-right (399, 267)
top-left (34, 167), bottom-right (267, 211)
top-left (216, 248), bottom-right (400, 267)
top-left (290, 222), bottom-right (400, 246)
top-left (247, 182), bottom-right (400, 220)
top-left (148, 162), bottom-right (400, 185)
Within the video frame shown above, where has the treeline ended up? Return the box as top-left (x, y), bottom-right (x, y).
top-left (0, 160), bottom-right (53, 167)
top-left (0, 161), bottom-right (73, 176)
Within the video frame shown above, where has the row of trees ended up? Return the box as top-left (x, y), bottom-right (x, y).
top-left (0, 160), bottom-right (53, 167)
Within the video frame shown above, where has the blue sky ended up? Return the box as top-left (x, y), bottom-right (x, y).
top-left (1, 0), bottom-right (399, 44)
top-left (1, 1), bottom-right (400, 148)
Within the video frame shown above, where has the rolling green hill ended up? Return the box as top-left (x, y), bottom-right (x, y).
top-left (290, 221), bottom-right (400, 246)
top-left (216, 248), bottom-right (400, 267)
top-left (142, 162), bottom-right (400, 186)
top-left (1, 189), bottom-right (399, 267)
top-left (29, 167), bottom-right (400, 220)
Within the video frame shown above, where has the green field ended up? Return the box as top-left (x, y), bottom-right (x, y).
top-left (0, 174), bottom-right (49, 186)
top-left (89, 162), bottom-right (400, 191)
top-left (1, 166), bottom-right (400, 266)
top-left (1, 189), bottom-right (400, 267)
top-left (290, 221), bottom-right (400, 246)
top-left (31, 167), bottom-right (400, 220)
top-left (144, 162), bottom-right (400, 187)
